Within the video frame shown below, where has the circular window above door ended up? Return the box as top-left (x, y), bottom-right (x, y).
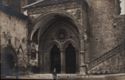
top-left (56, 29), bottom-right (67, 41)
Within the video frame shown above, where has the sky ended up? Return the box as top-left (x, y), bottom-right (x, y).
top-left (120, 0), bottom-right (125, 15)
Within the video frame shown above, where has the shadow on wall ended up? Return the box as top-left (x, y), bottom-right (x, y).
top-left (1, 39), bottom-right (18, 78)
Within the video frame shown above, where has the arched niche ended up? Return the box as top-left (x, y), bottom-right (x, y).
top-left (32, 14), bottom-right (80, 73)
top-left (65, 44), bottom-right (77, 73)
top-left (1, 45), bottom-right (17, 76)
top-left (50, 45), bottom-right (61, 73)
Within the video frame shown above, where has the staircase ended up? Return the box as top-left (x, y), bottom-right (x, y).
top-left (87, 41), bottom-right (125, 74)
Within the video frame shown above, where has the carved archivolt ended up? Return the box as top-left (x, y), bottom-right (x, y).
top-left (39, 20), bottom-right (80, 53)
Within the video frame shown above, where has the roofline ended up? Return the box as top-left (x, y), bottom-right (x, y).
top-left (22, 0), bottom-right (44, 9)
top-left (22, 0), bottom-right (89, 10)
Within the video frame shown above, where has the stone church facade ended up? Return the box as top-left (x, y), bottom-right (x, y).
top-left (0, 0), bottom-right (125, 79)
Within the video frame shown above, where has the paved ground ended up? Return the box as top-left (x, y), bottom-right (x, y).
top-left (4, 73), bottom-right (125, 80)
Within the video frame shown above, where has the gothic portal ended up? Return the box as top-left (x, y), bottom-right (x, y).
top-left (36, 15), bottom-right (80, 73)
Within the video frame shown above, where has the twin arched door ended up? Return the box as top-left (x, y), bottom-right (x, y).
top-left (50, 44), bottom-right (76, 74)
top-left (38, 15), bottom-right (80, 74)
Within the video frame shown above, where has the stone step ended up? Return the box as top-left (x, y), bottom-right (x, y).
top-left (4, 73), bottom-right (125, 80)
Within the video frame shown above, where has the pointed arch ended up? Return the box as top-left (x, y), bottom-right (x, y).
top-left (50, 45), bottom-right (61, 73)
top-left (65, 43), bottom-right (76, 73)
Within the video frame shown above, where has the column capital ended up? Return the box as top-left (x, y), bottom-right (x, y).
top-left (60, 48), bottom-right (64, 53)
top-left (80, 33), bottom-right (88, 41)
top-left (80, 51), bottom-right (85, 54)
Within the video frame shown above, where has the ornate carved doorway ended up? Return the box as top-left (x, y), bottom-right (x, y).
top-left (65, 44), bottom-right (76, 73)
top-left (37, 15), bottom-right (80, 74)
top-left (50, 45), bottom-right (61, 73)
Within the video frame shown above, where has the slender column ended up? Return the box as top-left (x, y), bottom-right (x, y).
top-left (60, 48), bottom-right (65, 73)
top-left (80, 51), bottom-right (86, 75)
top-left (41, 50), bottom-right (45, 73)
top-left (79, 34), bottom-right (87, 75)
top-left (41, 50), bottom-right (46, 73)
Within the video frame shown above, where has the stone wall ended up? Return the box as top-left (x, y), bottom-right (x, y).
top-left (87, 0), bottom-right (122, 62)
top-left (0, 7), bottom-right (28, 76)
top-left (88, 15), bottom-right (125, 74)
top-left (113, 15), bottom-right (125, 44)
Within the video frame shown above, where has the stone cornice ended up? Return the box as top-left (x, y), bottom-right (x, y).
top-left (24, 0), bottom-right (75, 9)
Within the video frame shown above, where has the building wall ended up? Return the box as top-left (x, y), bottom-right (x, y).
top-left (88, 15), bottom-right (125, 74)
top-left (87, 0), bottom-right (123, 61)
top-left (0, 0), bottom-right (124, 76)
top-left (26, 0), bottom-right (125, 74)
top-left (0, 10), bottom-right (28, 76)
top-left (86, 0), bottom-right (125, 74)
